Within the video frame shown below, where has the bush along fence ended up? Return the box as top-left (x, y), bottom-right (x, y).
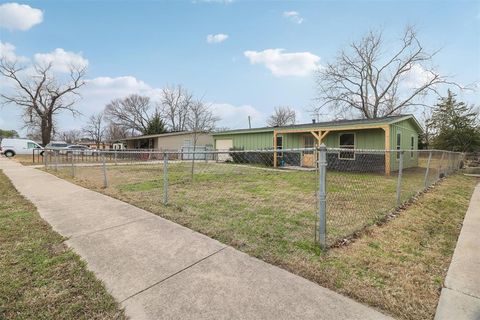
top-left (42, 146), bottom-right (463, 249)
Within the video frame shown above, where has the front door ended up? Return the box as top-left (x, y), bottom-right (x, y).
top-left (302, 135), bottom-right (315, 167)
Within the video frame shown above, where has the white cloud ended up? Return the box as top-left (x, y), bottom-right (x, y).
top-left (1, 75), bottom-right (164, 133)
top-left (0, 42), bottom-right (29, 89)
top-left (283, 11), bottom-right (303, 24)
top-left (0, 2), bottom-right (43, 31)
top-left (403, 64), bottom-right (436, 89)
top-left (34, 48), bottom-right (89, 73)
top-left (207, 33), bottom-right (229, 44)
top-left (244, 49), bottom-right (320, 77)
top-left (0, 41), bottom-right (28, 62)
top-left (84, 76), bottom-right (159, 98)
top-left (79, 76), bottom-right (162, 114)
top-left (81, 76), bottom-right (164, 112)
top-left (210, 103), bottom-right (265, 129)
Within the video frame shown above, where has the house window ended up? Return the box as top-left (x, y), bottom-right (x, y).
top-left (339, 133), bottom-right (355, 160)
top-left (276, 136), bottom-right (283, 149)
top-left (276, 136), bottom-right (283, 156)
top-left (410, 136), bottom-right (415, 158)
top-left (396, 133), bottom-right (401, 159)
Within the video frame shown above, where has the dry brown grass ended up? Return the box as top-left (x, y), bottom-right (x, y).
top-left (0, 170), bottom-right (126, 319)
top-left (287, 174), bottom-right (477, 320)
top-left (45, 163), bottom-right (477, 319)
top-left (8, 154), bottom-right (43, 166)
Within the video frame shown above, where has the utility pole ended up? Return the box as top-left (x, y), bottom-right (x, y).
top-left (248, 116), bottom-right (251, 129)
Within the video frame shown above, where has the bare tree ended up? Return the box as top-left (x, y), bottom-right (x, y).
top-left (26, 130), bottom-right (43, 143)
top-left (313, 26), bottom-right (461, 119)
top-left (57, 129), bottom-right (82, 144)
top-left (267, 106), bottom-right (297, 126)
top-left (104, 122), bottom-right (130, 142)
top-left (186, 100), bottom-right (219, 177)
top-left (160, 85), bottom-right (194, 131)
top-left (83, 113), bottom-right (105, 149)
top-left (0, 59), bottom-right (86, 145)
top-left (104, 94), bottom-right (156, 135)
top-left (23, 112), bottom-right (58, 144)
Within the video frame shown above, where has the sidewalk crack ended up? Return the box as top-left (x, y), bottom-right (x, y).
top-left (443, 286), bottom-right (480, 300)
top-left (120, 246), bottom-right (228, 303)
top-left (69, 216), bottom-right (156, 239)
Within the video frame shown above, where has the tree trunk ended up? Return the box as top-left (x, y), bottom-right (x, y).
top-left (41, 116), bottom-right (52, 146)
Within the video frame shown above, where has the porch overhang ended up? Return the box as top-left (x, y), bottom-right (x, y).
top-left (273, 124), bottom-right (391, 175)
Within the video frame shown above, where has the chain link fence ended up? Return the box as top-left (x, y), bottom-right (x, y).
top-left (43, 146), bottom-right (463, 249)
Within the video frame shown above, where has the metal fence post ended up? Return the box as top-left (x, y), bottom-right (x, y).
top-left (443, 153), bottom-right (450, 177)
top-left (55, 150), bottom-right (58, 172)
top-left (44, 150), bottom-right (48, 170)
top-left (448, 152), bottom-right (452, 174)
top-left (438, 152), bottom-right (445, 180)
top-left (318, 144), bottom-right (327, 249)
top-left (71, 154), bottom-right (75, 177)
top-left (114, 150), bottom-right (117, 165)
top-left (102, 153), bottom-right (108, 188)
top-left (163, 152), bottom-right (169, 205)
top-left (396, 151), bottom-right (404, 206)
top-left (423, 151), bottom-right (432, 189)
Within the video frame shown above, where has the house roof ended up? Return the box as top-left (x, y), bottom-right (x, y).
top-left (212, 114), bottom-right (423, 135)
top-left (120, 131), bottom-right (210, 141)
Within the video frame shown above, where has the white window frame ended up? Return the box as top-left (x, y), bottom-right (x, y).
top-left (338, 132), bottom-right (356, 160)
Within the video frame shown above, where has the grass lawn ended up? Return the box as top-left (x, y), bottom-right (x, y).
top-left (0, 170), bottom-right (125, 320)
top-left (52, 162), bottom-right (434, 246)
top-left (9, 154), bottom-right (43, 166)
top-left (47, 162), bottom-right (477, 319)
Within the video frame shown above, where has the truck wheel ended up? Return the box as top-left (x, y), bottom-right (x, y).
top-left (4, 150), bottom-right (15, 157)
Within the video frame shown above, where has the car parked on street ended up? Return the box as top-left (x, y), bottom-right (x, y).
top-left (65, 145), bottom-right (97, 156)
top-left (0, 138), bottom-right (43, 157)
top-left (45, 141), bottom-right (70, 154)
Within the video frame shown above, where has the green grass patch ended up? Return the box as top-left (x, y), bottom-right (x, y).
top-left (0, 170), bottom-right (125, 320)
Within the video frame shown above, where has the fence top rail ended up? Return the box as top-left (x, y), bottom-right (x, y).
top-left (41, 147), bottom-right (464, 155)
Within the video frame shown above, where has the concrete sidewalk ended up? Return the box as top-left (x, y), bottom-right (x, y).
top-left (0, 158), bottom-right (390, 320)
top-left (435, 182), bottom-right (480, 320)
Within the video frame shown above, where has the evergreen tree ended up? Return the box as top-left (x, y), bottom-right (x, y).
top-left (430, 90), bottom-right (480, 152)
top-left (144, 113), bottom-right (166, 135)
top-left (0, 129), bottom-right (19, 139)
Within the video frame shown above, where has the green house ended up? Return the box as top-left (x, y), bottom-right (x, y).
top-left (212, 114), bottom-right (423, 174)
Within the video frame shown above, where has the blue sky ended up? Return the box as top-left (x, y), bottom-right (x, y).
top-left (0, 0), bottom-right (479, 134)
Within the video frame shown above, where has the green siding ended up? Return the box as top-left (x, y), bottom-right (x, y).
top-left (322, 129), bottom-right (385, 149)
top-left (215, 129), bottom-right (386, 150)
top-left (389, 118), bottom-right (420, 170)
top-left (214, 132), bottom-right (274, 150)
top-left (214, 116), bottom-right (422, 173)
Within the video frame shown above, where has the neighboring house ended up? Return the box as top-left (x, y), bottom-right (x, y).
top-left (212, 114), bottom-right (423, 174)
top-left (121, 131), bottom-right (214, 151)
top-left (77, 141), bottom-right (111, 150)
